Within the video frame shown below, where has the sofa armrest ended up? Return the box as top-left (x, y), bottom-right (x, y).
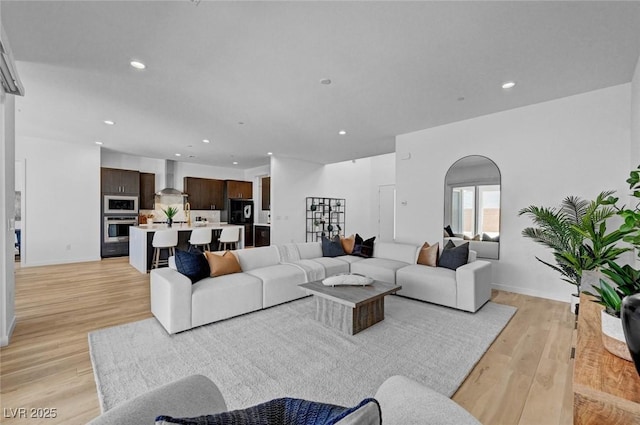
top-left (87, 375), bottom-right (227, 425)
top-left (374, 375), bottom-right (481, 425)
top-left (150, 268), bottom-right (193, 334)
top-left (455, 260), bottom-right (492, 312)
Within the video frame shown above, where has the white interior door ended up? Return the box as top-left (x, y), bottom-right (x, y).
top-left (378, 185), bottom-right (395, 242)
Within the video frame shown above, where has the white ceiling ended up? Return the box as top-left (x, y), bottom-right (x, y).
top-left (3, 1), bottom-right (640, 169)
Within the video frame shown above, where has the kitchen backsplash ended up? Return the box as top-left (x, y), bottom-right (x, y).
top-left (140, 209), bottom-right (221, 223)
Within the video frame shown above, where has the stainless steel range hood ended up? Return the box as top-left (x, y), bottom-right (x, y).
top-left (155, 159), bottom-right (187, 196)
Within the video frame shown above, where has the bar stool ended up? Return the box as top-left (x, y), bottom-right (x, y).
top-left (189, 228), bottom-right (212, 252)
top-left (152, 230), bottom-right (178, 269)
top-left (218, 227), bottom-right (240, 250)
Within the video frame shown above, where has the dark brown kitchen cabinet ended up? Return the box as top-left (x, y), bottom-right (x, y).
top-left (184, 177), bottom-right (225, 210)
top-left (139, 173), bottom-right (155, 210)
top-left (255, 225), bottom-right (270, 247)
top-left (244, 224), bottom-right (254, 247)
top-left (261, 177), bottom-right (270, 210)
top-left (226, 180), bottom-right (253, 199)
top-left (101, 167), bottom-right (140, 195)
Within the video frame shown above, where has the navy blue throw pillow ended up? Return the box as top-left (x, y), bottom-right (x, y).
top-left (321, 235), bottom-right (345, 257)
top-left (174, 249), bottom-right (210, 284)
top-left (156, 397), bottom-right (380, 425)
top-left (438, 241), bottom-right (469, 270)
top-left (351, 234), bottom-right (375, 258)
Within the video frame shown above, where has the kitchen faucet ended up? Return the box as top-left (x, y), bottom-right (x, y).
top-left (184, 202), bottom-right (191, 226)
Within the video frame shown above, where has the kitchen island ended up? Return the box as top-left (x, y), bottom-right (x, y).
top-left (129, 223), bottom-right (245, 273)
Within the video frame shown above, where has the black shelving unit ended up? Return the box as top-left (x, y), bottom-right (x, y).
top-left (306, 197), bottom-right (346, 242)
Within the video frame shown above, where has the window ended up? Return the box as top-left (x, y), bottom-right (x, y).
top-left (451, 184), bottom-right (500, 237)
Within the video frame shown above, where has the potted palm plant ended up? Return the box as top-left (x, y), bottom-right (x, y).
top-left (519, 191), bottom-right (629, 313)
top-left (587, 164), bottom-right (640, 368)
top-left (584, 262), bottom-right (640, 361)
top-left (162, 206), bottom-right (178, 228)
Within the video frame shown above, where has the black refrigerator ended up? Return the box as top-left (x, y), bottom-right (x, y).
top-left (229, 199), bottom-right (254, 247)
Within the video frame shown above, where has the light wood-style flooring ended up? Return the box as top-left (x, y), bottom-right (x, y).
top-left (0, 258), bottom-right (574, 424)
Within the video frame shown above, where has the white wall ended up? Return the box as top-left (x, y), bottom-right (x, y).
top-left (1, 86), bottom-right (17, 346)
top-left (16, 137), bottom-right (101, 266)
top-left (632, 54), bottom-right (640, 167)
top-left (270, 154), bottom-right (395, 245)
top-left (321, 153), bottom-right (396, 238)
top-left (270, 157), bottom-right (324, 244)
top-left (396, 84), bottom-right (631, 302)
top-left (1, 11), bottom-right (17, 346)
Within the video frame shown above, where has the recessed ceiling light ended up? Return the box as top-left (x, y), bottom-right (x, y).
top-left (202, 139), bottom-right (210, 144)
top-left (95, 141), bottom-right (103, 145)
top-left (502, 81), bottom-right (516, 89)
top-left (267, 152), bottom-right (273, 156)
top-left (130, 60), bottom-right (146, 70)
top-left (175, 153), bottom-right (181, 157)
top-left (320, 78), bottom-right (332, 85)
top-left (103, 120), bottom-right (115, 125)
top-left (338, 130), bottom-right (347, 135)
top-left (232, 161), bottom-right (238, 165)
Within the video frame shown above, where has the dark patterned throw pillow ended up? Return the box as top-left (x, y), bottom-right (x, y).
top-left (155, 397), bottom-right (381, 425)
top-left (174, 249), bottom-right (210, 284)
top-left (351, 234), bottom-right (375, 258)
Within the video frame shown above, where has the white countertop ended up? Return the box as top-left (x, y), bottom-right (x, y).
top-left (132, 223), bottom-right (242, 233)
top-left (254, 223), bottom-right (271, 227)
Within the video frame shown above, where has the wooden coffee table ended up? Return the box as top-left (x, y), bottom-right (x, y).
top-left (298, 280), bottom-right (401, 335)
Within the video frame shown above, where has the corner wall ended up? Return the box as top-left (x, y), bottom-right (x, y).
top-left (16, 136), bottom-right (101, 266)
top-left (1, 89), bottom-right (16, 346)
top-left (396, 84), bottom-right (631, 302)
top-left (270, 154), bottom-right (395, 245)
top-left (632, 54), bottom-right (640, 167)
top-left (1, 10), bottom-right (17, 346)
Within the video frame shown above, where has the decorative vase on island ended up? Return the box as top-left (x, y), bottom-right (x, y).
top-left (621, 294), bottom-right (640, 376)
top-left (167, 218), bottom-right (173, 228)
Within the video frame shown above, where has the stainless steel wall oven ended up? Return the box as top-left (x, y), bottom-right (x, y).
top-left (104, 216), bottom-right (137, 243)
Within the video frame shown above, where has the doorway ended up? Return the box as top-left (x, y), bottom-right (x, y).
top-left (378, 184), bottom-right (395, 242)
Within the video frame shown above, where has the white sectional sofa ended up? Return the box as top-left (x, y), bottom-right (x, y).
top-left (150, 241), bottom-right (492, 334)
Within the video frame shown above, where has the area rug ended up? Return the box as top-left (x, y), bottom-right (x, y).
top-left (89, 296), bottom-right (516, 413)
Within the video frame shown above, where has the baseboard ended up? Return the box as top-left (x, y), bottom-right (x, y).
top-left (491, 283), bottom-right (570, 304)
top-left (1, 314), bottom-right (17, 347)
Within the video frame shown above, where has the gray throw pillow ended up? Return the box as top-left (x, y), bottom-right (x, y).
top-left (322, 235), bottom-right (346, 257)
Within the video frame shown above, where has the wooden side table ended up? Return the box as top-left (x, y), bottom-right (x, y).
top-left (573, 294), bottom-right (640, 424)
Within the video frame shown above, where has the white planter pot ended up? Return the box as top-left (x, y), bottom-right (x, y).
top-left (600, 310), bottom-right (632, 361)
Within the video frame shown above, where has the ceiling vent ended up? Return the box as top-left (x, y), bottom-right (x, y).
top-left (0, 29), bottom-right (24, 96)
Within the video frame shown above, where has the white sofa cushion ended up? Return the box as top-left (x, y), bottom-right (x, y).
top-left (191, 274), bottom-right (263, 328)
top-left (288, 259), bottom-right (326, 282)
top-left (350, 258), bottom-right (410, 284)
top-left (374, 241), bottom-right (419, 264)
top-left (310, 257), bottom-right (351, 277)
top-left (295, 242), bottom-right (323, 259)
top-left (244, 264), bottom-right (307, 308)
top-left (396, 265), bottom-right (457, 309)
top-left (334, 255), bottom-right (366, 265)
top-left (235, 246), bottom-right (280, 271)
